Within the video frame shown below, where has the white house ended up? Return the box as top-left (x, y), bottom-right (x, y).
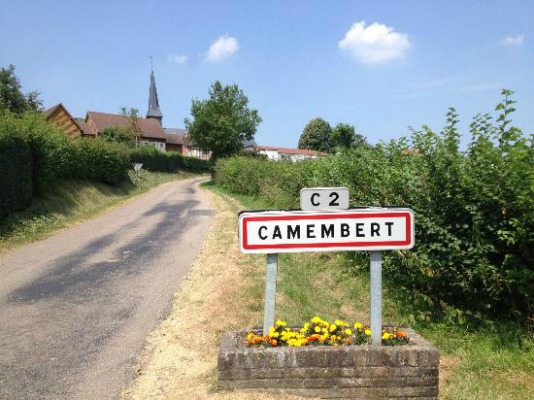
top-left (245, 145), bottom-right (325, 161)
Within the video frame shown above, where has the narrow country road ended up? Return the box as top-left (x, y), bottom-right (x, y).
top-left (0, 178), bottom-right (214, 400)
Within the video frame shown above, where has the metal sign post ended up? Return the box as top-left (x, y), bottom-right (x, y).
top-left (239, 188), bottom-right (415, 343)
top-left (370, 251), bottom-right (382, 345)
top-left (263, 253), bottom-right (278, 334)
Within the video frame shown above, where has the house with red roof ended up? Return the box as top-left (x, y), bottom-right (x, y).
top-left (44, 103), bottom-right (94, 139)
top-left (44, 69), bottom-right (315, 160)
top-left (245, 145), bottom-right (325, 161)
top-left (85, 111), bottom-right (167, 151)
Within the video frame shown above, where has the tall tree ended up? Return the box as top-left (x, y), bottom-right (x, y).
top-left (120, 107), bottom-right (143, 147)
top-left (0, 65), bottom-right (42, 114)
top-left (298, 118), bottom-right (334, 153)
top-left (185, 81), bottom-right (261, 161)
top-left (331, 122), bottom-right (370, 150)
top-left (331, 123), bottom-right (356, 150)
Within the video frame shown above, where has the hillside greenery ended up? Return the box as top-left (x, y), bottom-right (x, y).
top-left (0, 110), bottom-right (210, 222)
top-left (0, 170), bottom-right (195, 251)
top-left (215, 90), bottom-right (533, 326)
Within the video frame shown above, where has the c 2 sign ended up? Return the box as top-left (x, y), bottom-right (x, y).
top-left (300, 187), bottom-right (350, 211)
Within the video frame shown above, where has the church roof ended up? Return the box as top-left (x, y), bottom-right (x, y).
top-left (86, 111), bottom-right (166, 140)
top-left (146, 70), bottom-right (163, 121)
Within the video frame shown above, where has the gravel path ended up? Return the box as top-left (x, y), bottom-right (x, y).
top-left (0, 177), bottom-right (214, 400)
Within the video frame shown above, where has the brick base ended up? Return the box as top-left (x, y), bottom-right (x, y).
top-left (218, 329), bottom-right (439, 399)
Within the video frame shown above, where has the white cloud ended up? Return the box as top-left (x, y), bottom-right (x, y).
top-left (206, 35), bottom-right (239, 62)
top-left (500, 35), bottom-right (525, 46)
top-left (168, 54), bottom-right (188, 65)
top-left (338, 21), bottom-right (411, 64)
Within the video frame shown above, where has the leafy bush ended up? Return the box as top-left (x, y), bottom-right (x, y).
top-left (215, 90), bottom-right (533, 324)
top-left (0, 111), bottom-right (132, 221)
top-left (72, 139), bottom-right (130, 185)
top-left (0, 115), bottom-right (32, 219)
top-left (18, 112), bottom-right (74, 192)
top-left (181, 155), bottom-right (212, 173)
top-left (129, 146), bottom-right (212, 173)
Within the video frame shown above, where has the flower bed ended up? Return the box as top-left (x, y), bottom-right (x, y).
top-left (218, 319), bottom-right (439, 399)
top-left (246, 317), bottom-right (409, 348)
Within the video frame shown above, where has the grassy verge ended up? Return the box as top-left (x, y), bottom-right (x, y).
top-left (205, 184), bottom-right (534, 400)
top-left (0, 170), bottom-right (198, 252)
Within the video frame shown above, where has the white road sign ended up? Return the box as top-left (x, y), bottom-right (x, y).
top-left (300, 187), bottom-right (350, 211)
top-left (238, 208), bottom-right (415, 254)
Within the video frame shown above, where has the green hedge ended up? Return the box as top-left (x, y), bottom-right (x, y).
top-left (214, 92), bottom-right (534, 324)
top-left (72, 139), bottom-right (131, 185)
top-left (0, 117), bottom-right (32, 219)
top-left (129, 146), bottom-right (212, 173)
top-left (0, 112), bottom-right (132, 220)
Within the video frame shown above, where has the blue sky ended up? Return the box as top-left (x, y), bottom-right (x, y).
top-left (1, 0), bottom-right (532, 148)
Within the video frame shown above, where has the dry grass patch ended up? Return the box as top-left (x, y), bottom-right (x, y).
top-left (122, 189), bottom-right (312, 400)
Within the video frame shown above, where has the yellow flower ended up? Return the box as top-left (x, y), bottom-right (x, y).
top-left (329, 324), bottom-right (337, 332)
top-left (345, 329), bottom-right (352, 335)
top-left (354, 322), bottom-right (363, 329)
top-left (311, 316), bottom-right (322, 324)
top-left (314, 326), bottom-right (321, 333)
top-left (365, 329), bottom-right (371, 336)
top-left (275, 320), bottom-right (287, 327)
top-left (382, 332), bottom-right (391, 340)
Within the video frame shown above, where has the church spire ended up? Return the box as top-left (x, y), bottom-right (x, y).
top-left (146, 61), bottom-right (163, 124)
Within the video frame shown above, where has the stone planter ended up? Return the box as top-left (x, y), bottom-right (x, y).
top-left (218, 329), bottom-right (439, 399)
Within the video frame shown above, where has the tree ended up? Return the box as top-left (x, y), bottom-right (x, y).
top-left (0, 65), bottom-right (42, 114)
top-left (331, 122), bottom-right (370, 150)
top-left (184, 81), bottom-right (262, 161)
top-left (331, 123), bottom-right (355, 150)
top-left (100, 126), bottom-right (131, 144)
top-left (298, 118), bottom-right (334, 153)
top-left (120, 107), bottom-right (143, 147)
top-left (353, 133), bottom-right (370, 149)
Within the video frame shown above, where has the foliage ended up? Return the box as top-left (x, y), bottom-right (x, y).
top-left (330, 122), bottom-right (370, 151)
top-left (331, 122), bottom-right (356, 150)
top-left (185, 81), bottom-right (262, 161)
top-left (0, 117), bottom-right (32, 219)
top-left (298, 117), bottom-right (334, 153)
top-left (0, 65), bottom-right (42, 114)
top-left (215, 90), bottom-right (533, 324)
top-left (129, 145), bottom-right (212, 173)
top-left (120, 107), bottom-right (143, 147)
top-left (72, 139), bottom-right (130, 185)
top-left (246, 317), bottom-right (408, 347)
top-left (10, 111), bottom-right (72, 193)
top-left (0, 111), bottom-right (132, 221)
top-left (100, 126), bottom-right (131, 145)
top-left (0, 170), bottom-right (194, 249)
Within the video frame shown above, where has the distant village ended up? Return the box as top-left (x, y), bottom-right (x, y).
top-left (44, 70), bottom-right (323, 162)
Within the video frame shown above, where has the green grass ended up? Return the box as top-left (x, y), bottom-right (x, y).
top-left (207, 183), bottom-right (534, 400)
top-left (0, 170), bottom-right (197, 252)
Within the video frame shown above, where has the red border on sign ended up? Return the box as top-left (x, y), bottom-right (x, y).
top-left (241, 211), bottom-right (412, 251)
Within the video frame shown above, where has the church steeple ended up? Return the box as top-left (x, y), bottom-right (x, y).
top-left (146, 63), bottom-right (163, 124)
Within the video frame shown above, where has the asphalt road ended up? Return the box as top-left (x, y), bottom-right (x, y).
top-left (0, 178), bottom-right (214, 400)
